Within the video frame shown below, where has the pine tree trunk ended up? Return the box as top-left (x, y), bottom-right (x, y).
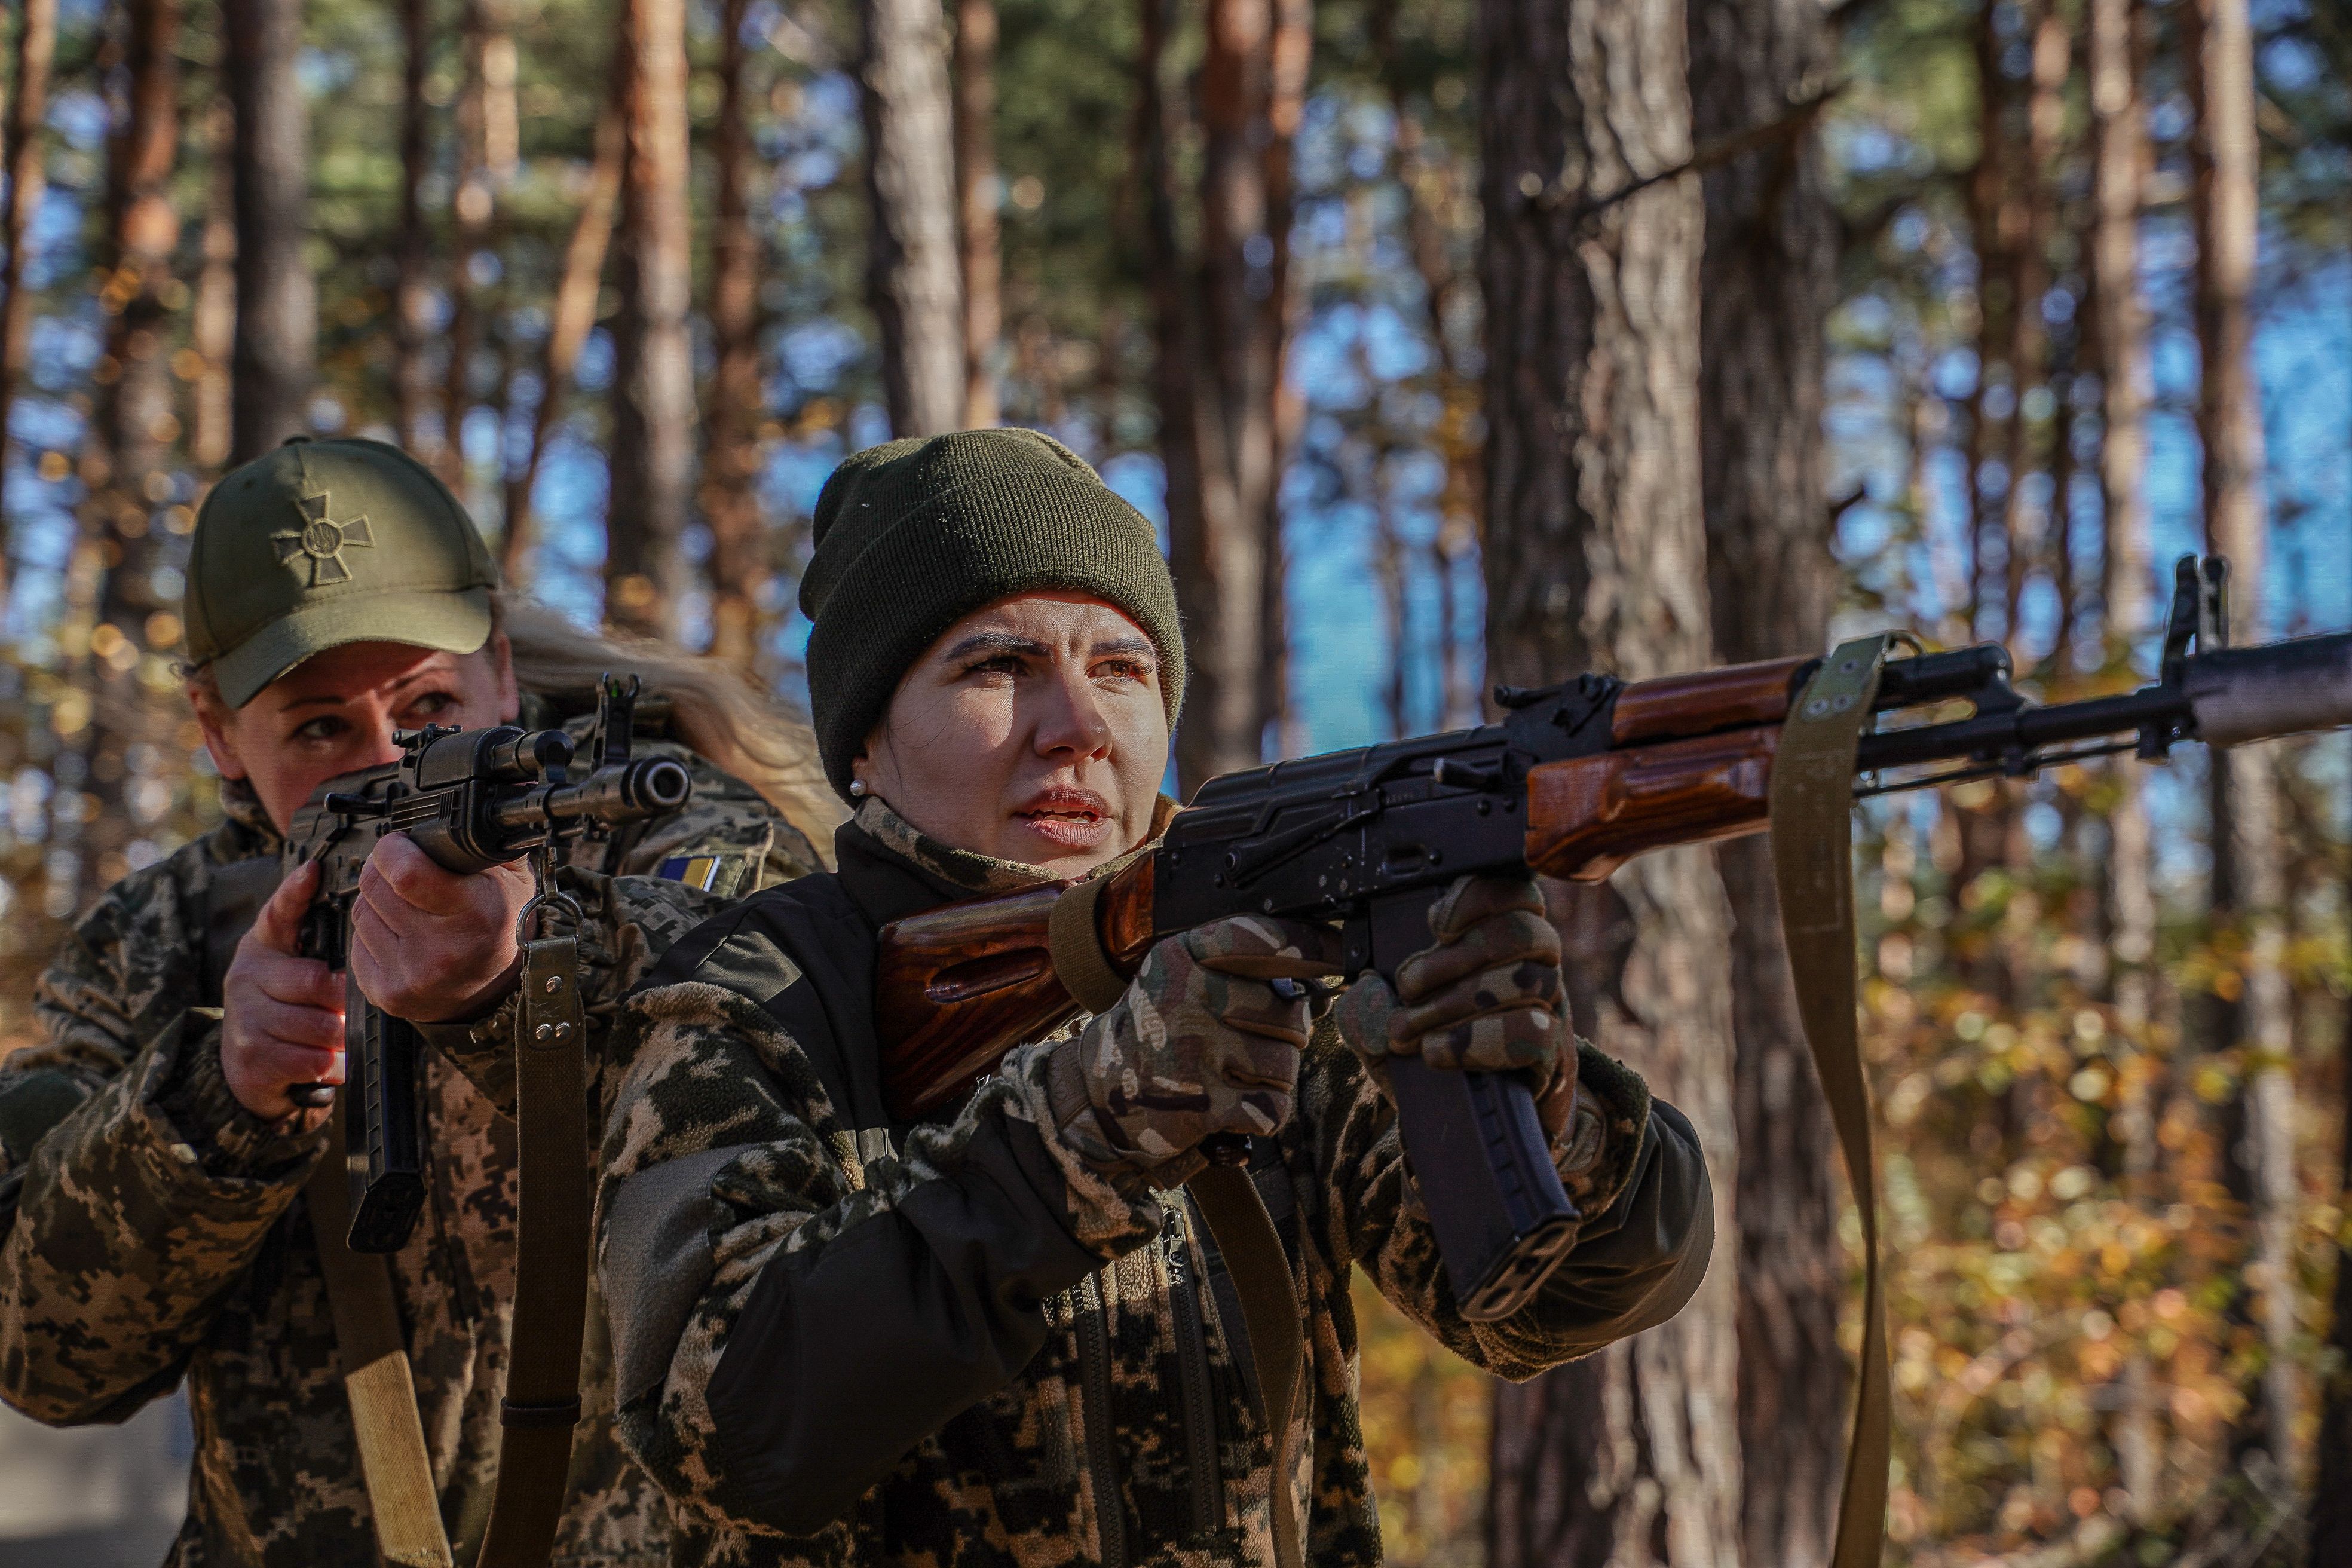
top-left (506, 105), bottom-right (621, 583)
top-left (188, 99), bottom-right (235, 475)
top-left (1685, 1), bottom-right (1840, 1560)
top-left (2185, 0), bottom-right (2297, 1473)
top-left (1159, 0), bottom-right (1307, 791)
top-left (953, 0), bottom-right (1001, 429)
top-left (1478, 1), bottom-right (1738, 1562)
top-left (442, 0), bottom-right (497, 488)
top-left (607, 0), bottom-right (696, 638)
top-left (2316, 1008), bottom-right (2352, 1558)
top-left (223, 0), bottom-right (314, 462)
top-left (702, 0), bottom-right (768, 667)
top-left (93, 0), bottom-right (180, 633)
top-left (394, 0), bottom-right (433, 457)
top-left (2089, 0), bottom-right (2164, 1521)
top-left (862, 0), bottom-right (963, 437)
top-left (0, 0), bottom-right (59, 588)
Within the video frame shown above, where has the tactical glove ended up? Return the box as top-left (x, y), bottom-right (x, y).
top-left (1047, 914), bottom-right (1342, 1187)
top-left (1332, 873), bottom-right (1578, 1135)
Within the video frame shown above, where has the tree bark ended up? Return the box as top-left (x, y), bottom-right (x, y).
top-left (223, 0), bottom-right (314, 463)
top-left (1157, 0), bottom-right (1307, 791)
top-left (1686, 0), bottom-right (1840, 1561)
top-left (393, 0), bottom-right (434, 457)
top-left (607, 0), bottom-right (696, 638)
top-left (441, 0), bottom-right (497, 488)
top-left (2185, 0), bottom-right (2296, 1474)
top-left (862, 0), bottom-right (963, 438)
top-left (701, 0), bottom-right (768, 667)
top-left (506, 106), bottom-right (621, 583)
top-left (1478, 2), bottom-right (1738, 1564)
top-left (93, 0), bottom-right (180, 636)
top-left (2316, 975), bottom-right (2352, 1560)
top-left (953, 0), bottom-right (1001, 430)
top-left (0, 0), bottom-right (58, 594)
top-left (2089, 0), bottom-right (2163, 1521)
top-left (190, 99), bottom-right (235, 474)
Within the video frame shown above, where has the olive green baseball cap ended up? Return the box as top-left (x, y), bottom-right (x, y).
top-left (185, 437), bottom-right (501, 708)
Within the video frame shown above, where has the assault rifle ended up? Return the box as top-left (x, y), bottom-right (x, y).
top-left (272, 676), bottom-right (690, 1253)
top-left (874, 556), bottom-right (2352, 1321)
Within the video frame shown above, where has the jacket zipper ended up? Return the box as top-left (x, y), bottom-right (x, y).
top-left (1166, 1199), bottom-right (1224, 1538)
top-left (1076, 1272), bottom-right (1126, 1568)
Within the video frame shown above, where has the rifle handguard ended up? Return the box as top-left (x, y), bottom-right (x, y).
top-left (1046, 877), bottom-right (1131, 1015)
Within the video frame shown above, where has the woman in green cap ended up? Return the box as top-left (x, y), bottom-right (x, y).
top-left (596, 428), bottom-right (1711, 1567)
top-left (0, 436), bottom-right (832, 1567)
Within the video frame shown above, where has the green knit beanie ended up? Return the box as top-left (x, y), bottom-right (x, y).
top-left (800, 428), bottom-right (1186, 798)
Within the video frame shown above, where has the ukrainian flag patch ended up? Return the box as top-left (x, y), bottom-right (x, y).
top-left (656, 855), bottom-right (727, 892)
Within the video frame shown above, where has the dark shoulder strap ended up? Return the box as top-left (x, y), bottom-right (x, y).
top-left (650, 875), bottom-right (895, 1141)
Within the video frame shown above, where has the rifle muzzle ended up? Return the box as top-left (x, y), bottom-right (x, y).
top-left (2183, 631), bottom-right (2352, 748)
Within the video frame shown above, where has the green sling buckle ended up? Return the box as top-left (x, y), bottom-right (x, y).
top-left (1771, 633), bottom-right (1898, 1568)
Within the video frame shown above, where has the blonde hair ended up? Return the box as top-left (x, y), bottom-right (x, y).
top-left (491, 594), bottom-right (843, 848)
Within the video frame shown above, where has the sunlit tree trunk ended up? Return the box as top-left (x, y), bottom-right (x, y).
top-left (2089, 0), bottom-right (2163, 1522)
top-left (862, 0), bottom-right (963, 437)
top-left (1157, 0), bottom-right (1307, 791)
top-left (701, 0), bottom-right (768, 667)
top-left (224, 0), bottom-right (314, 462)
top-left (190, 100), bottom-right (235, 475)
top-left (394, 0), bottom-right (434, 457)
top-left (0, 0), bottom-right (58, 593)
top-left (607, 0), bottom-right (696, 638)
top-left (92, 0), bottom-right (180, 635)
top-left (2184, 0), bottom-right (2296, 1473)
top-left (1478, 1), bottom-right (1738, 1562)
top-left (1686, 0), bottom-right (1840, 1560)
top-left (1998, 0), bottom-right (2065, 646)
top-left (442, 0), bottom-right (498, 488)
top-left (953, 0), bottom-right (1001, 429)
top-left (506, 106), bottom-right (621, 583)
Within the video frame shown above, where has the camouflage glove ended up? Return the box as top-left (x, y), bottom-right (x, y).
top-left (1046, 915), bottom-right (1342, 1188)
top-left (1332, 873), bottom-right (1579, 1138)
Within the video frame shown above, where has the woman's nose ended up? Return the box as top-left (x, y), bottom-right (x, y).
top-left (1033, 664), bottom-right (1113, 757)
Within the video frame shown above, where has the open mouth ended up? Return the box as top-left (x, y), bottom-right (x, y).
top-left (1013, 788), bottom-right (1116, 847)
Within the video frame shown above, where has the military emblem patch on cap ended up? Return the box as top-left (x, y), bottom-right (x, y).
top-left (183, 436), bottom-right (502, 709)
top-left (271, 491), bottom-right (376, 586)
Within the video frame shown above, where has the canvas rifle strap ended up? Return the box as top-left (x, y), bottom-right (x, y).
top-left (307, 1104), bottom-right (457, 1568)
top-left (1184, 1165), bottom-right (1306, 1568)
top-left (311, 932), bottom-right (591, 1568)
top-left (474, 932), bottom-right (593, 1568)
top-left (1769, 635), bottom-right (1897, 1568)
top-left (1048, 881), bottom-right (1307, 1568)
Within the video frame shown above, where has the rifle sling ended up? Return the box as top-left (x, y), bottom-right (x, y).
top-left (1183, 1164), bottom-right (1306, 1568)
top-left (307, 1104), bottom-right (455, 1568)
top-left (1769, 635), bottom-right (1896, 1568)
top-left (312, 935), bottom-right (592, 1568)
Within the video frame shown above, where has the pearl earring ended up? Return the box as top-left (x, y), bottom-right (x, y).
top-left (849, 779), bottom-right (867, 797)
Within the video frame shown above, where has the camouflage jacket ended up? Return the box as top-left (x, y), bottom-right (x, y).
top-left (0, 728), bottom-right (820, 1568)
top-left (595, 801), bottom-right (1714, 1568)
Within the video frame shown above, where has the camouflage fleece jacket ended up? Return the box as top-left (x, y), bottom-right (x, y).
top-left (596, 800), bottom-right (1714, 1568)
top-left (0, 728), bottom-right (819, 1568)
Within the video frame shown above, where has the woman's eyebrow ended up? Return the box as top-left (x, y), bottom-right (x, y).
top-left (1092, 636), bottom-right (1156, 662)
top-left (942, 631), bottom-right (1050, 661)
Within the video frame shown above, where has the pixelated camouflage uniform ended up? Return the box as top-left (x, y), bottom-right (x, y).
top-left (595, 798), bottom-right (1713, 1568)
top-left (0, 709), bottom-right (819, 1568)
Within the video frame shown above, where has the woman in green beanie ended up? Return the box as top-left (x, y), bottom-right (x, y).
top-left (593, 428), bottom-right (1712, 1567)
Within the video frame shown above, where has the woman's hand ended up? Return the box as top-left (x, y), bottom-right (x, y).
top-left (220, 860), bottom-right (344, 1125)
top-left (347, 834), bottom-right (535, 1024)
top-left (1333, 873), bottom-right (1579, 1138)
top-left (1048, 915), bottom-right (1344, 1186)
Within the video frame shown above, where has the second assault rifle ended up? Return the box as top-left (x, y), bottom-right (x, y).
top-left (874, 556), bottom-right (2352, 1320)
top-left (263, 677), bottom-right (690, 1252)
